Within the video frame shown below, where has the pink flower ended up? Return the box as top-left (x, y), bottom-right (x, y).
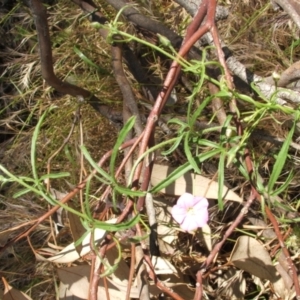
top-left (171, 193), bottom-right (209, 232)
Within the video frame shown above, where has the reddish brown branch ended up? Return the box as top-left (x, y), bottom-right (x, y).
top-left (166, 1), bottom-right (300, 298)
top-left (125, 243), bottom-right (136, 300)
top-left (89, 235), bottom-right (111, 300)
top-left (194, 271), bottom-right (203, 300)
top-left (0, 138), bottom-right (138, 253)
top-left (264, 206), bottom-right (300, 296)
top-left (202, 192), bottom-right (257, 271)
top-left (143, 254), bottom-right (185, 300)
top-left (24, 1), bottom-right (300, 299)
top-left (184, 1), bottom-right (208, 43)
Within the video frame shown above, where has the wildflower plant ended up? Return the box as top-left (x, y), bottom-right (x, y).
top-left (171, 193), bottom-right (209, 232)
top-left (1, 0), bottom-right (300, 299)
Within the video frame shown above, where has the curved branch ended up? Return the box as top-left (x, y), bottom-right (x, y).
top-left (29, 0), bottom-right (122, 123)
top-left (174, 0), bottom-right (229, 21)
top-left (72, 0), bottom-right (164, 102)
top-left (105, 0), bottom-right (182, 47)
top-left (226, 56), bottom-right (300, 104)
top-left (111, 43), bottom-right (143, 135)
top-left (273, 0), bottom-right (300, 30)
top-left (278, 61), bottom-right (300, 87)
top-left (179, 0), bottom-right (300, 105)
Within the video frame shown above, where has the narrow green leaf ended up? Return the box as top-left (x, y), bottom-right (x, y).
top-left (274, 200), bottom-right (295, 213)
top-left (268, 122), bottom-right (295, 193)
top-left (128, 232), bottom-right (150, 243)
top-left (161, 134), bottom-right (184, 156)
top-left (256, 175), bottom-right (267, 195)
top-left (110, 116), bottom-right (136, 176)
top-left (233, 158), bottom-right (249, 180)
top-left (112, 4), bottom-right (134, 27)
top-left (0, 164), bottom-right (44, 199)
top-left (167, 117), bottom-right (189, 127)
top-left (162, 119), bottom-right (187, 155)
top-left (235, 91), bottom-right (257, 106)
top-left (270, 171), bottom-right (294, 196)
top-left (112, 188), bottom-right (118, 210)
top-left (84, 187), bottom-right (92, 219)
top-left (40, 172), bottom-right (70, 180)
top-left (13, 188), bottom-right (31, 198)
top-left (31, 107), bottom-right (54, 182)
top-left (94, 213), bottom-right (141, 232)
top-left (127, 137), bottom-right (178, 185)
top-left (93, 174), bottom-right (114, 185)
top-left (196, 148), bottom-right (221, 163)
top-left (81, 145), bottom-right (112, 183)
top-left (100, 236), bottom-right (122, 277)
top-left (150, 162), bottom-right (193, 194)
top-left (114, 184), bottom-right (145, 197)
top-left (74, 230), bottom-right (90, 248)
top-left (0, 175), bottom-right (14, 184)
top-left (218, 151), bottom-right (225, 210)
top-left (184, 132), bottom-right (201, 174)
top-left (100, 255), bottom-right (119, 277)
top-left (279, 217), bottom-right (300, 223)
top-left (190, 95), bottom-right (213, 126)
top-left (197, 139), bottom-right (220, 148)
top-left (73, 46), bottom-right (109, 74)
top-left (220, 114), bottom-right (233, 144)
top-left (214, 90), bottom-right (232, 98)
top-left (64, 145), bottom-right (76, 165)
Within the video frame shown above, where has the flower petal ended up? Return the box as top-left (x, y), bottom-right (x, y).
top-left (171, 205), bottom-right (187, 224)
top-left (193, 197), bottom-right (209, 211)
top-left (194, 210), bottom-right (209, 227)
top-left (172, 194), bottom-right (209, 231)
top-left (180, 215), bottom-right (199, 232)
top-left (177, 193), bottom-right (195, 209)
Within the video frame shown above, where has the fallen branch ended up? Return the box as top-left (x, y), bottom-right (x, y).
top-left (29, 0), bottom-right (122, 123)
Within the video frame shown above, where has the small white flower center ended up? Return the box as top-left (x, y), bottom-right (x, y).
top-left (187, 207), bottom-right (195, 215)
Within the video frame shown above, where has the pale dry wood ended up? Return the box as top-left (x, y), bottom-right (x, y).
top-left (150, 164), bottom-right (242, 202)
top-left (173, 0), bottom-right (229, 21)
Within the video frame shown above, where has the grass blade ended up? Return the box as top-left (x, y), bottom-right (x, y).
top-left (110, 116), bottom-right (136, 176)
top-left (267, 121), bottom-right (295, 193)
top-left (218, 151), bottom-right (226, 210)
top-left (150, 162), bottom-right (192, 194)
top-left (81, 145), bottom-right (112, 183)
